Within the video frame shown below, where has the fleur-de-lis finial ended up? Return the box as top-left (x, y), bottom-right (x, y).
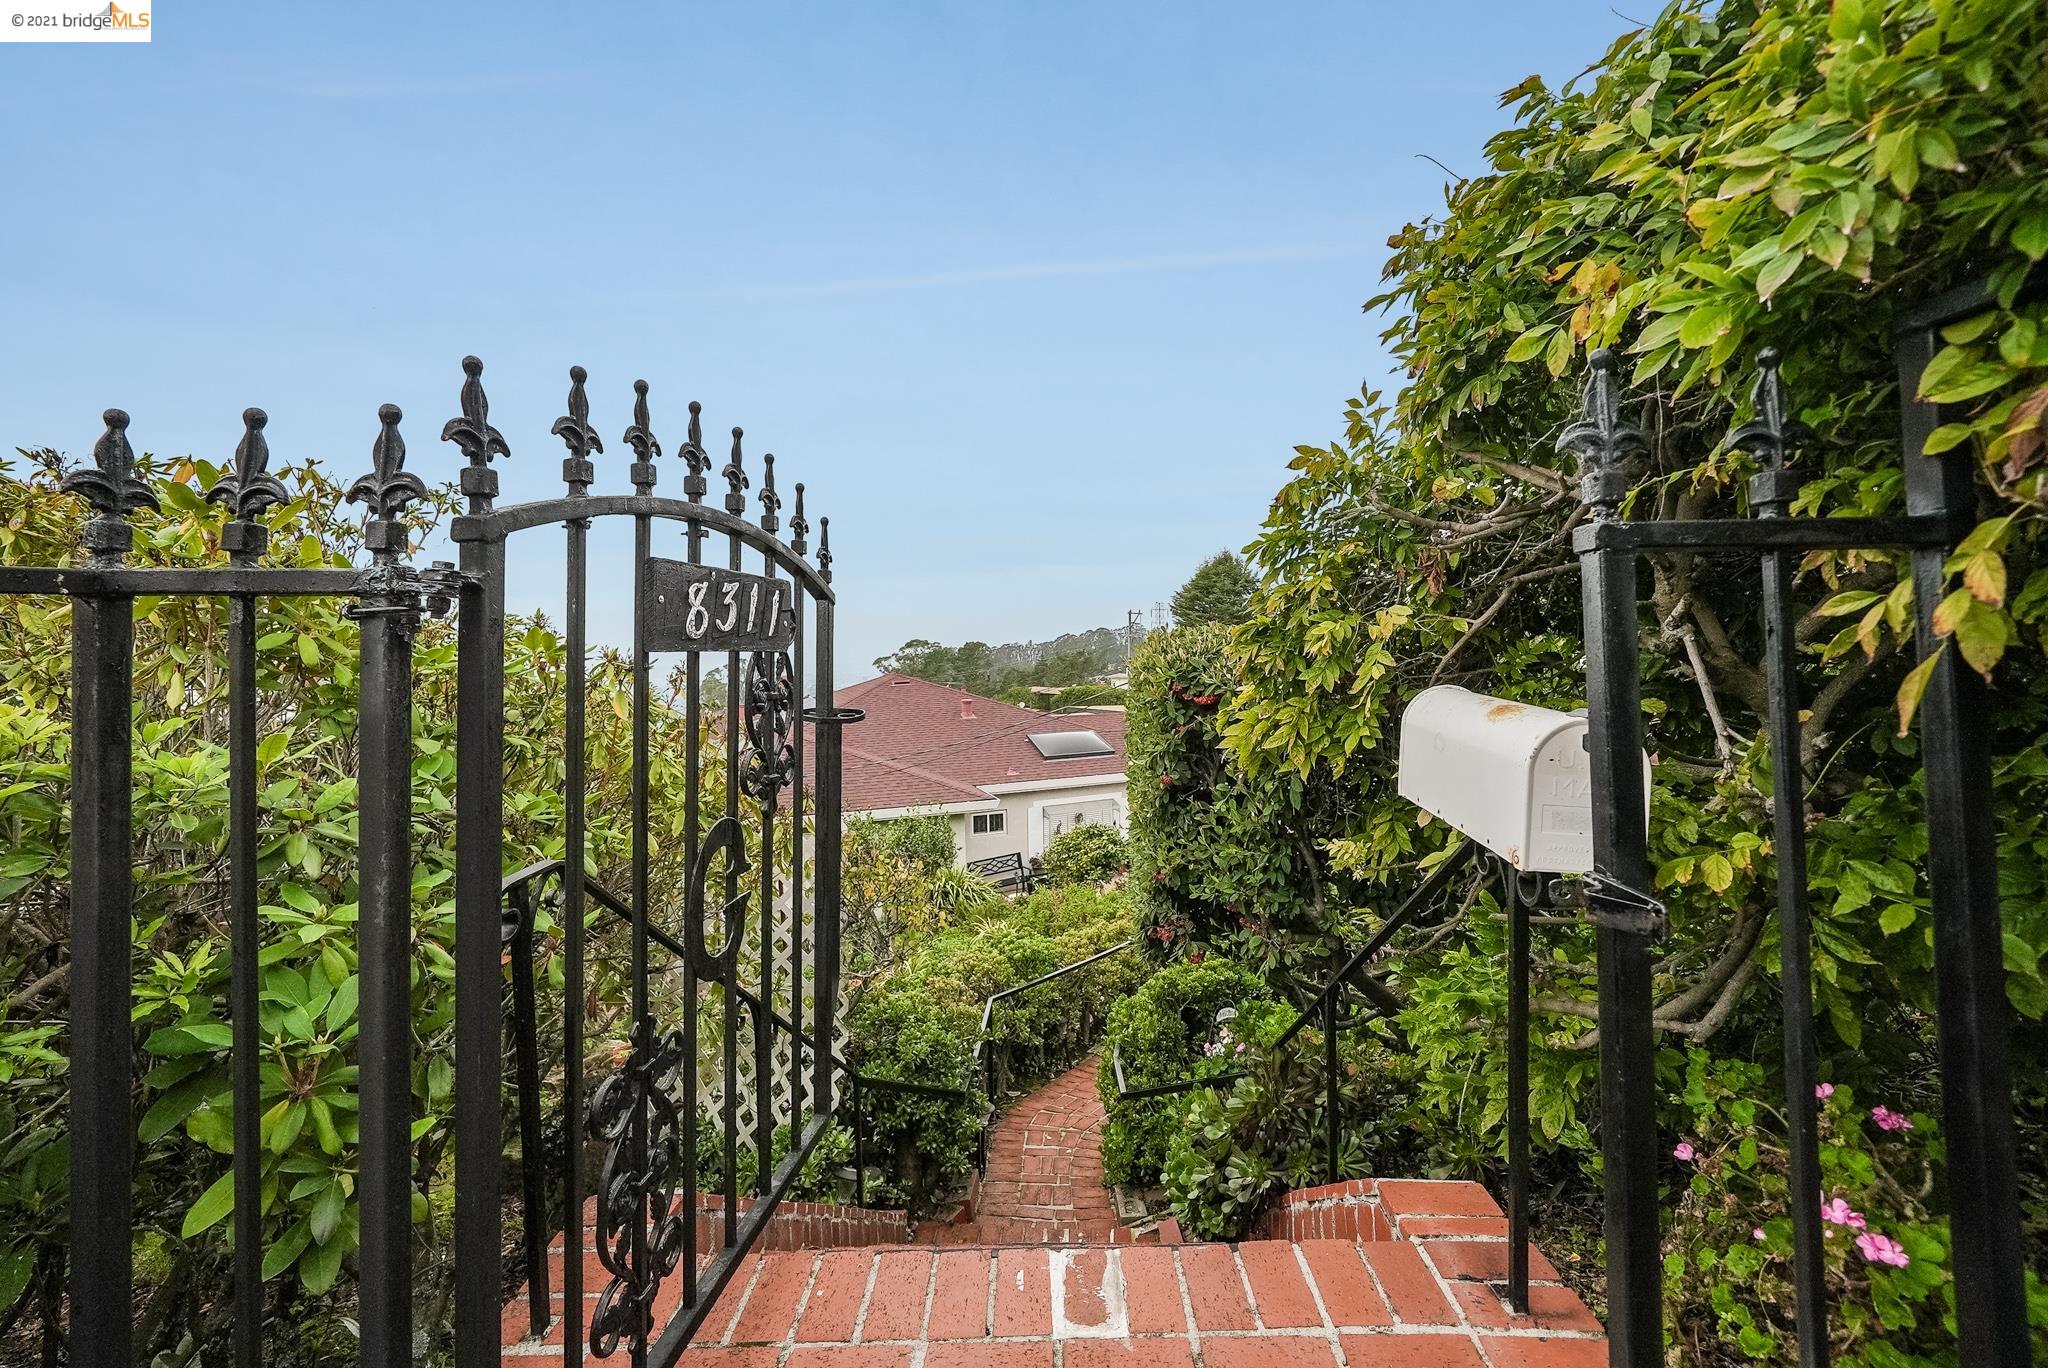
top-left (817, 515), bottom-right (832, 584)
top-left (1730, 348), bottom-right (1807, 516)
top-left (441, 355), bottom-right (509, 514)
top-left (552, 364), bottom-right (604, 496)
top-left (790, 482), bottom-right (809, 555)
top-left (350, 404), bottom-right (426, 556)
top-left (759, 453), bottom-right (781, 533)
top-left (723, 427), bottom-right (749, 514)
top-left (208, 407), bottom-right (289, 560)
top-left (1556, 348), bottom-right (1647, 519)
top-left (62, 408), bottom-right (159, 564)
top-left (681, 400), bottom-right (708, 502)
top-left (623, 379), bottom-right (660, 495)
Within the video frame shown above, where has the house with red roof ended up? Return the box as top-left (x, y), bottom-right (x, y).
top-left (833, 673), bottom-right (1128, 869)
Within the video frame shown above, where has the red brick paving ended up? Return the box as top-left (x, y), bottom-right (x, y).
top-left (923, 1056), bottom-right (1125, 1246)
top-left (500, 1096), bottom-right (1607, 1365)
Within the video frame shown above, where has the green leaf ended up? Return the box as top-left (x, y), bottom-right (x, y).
top-left (0, 1246), bottom-right (32, 1317)
top-left (1921, 423), bottom-right (1975, 455)
top-left (1503, 324), bottom-right (1558, 363)
top-left (1878, 904), bottom-right (1917, 936)
top-left (263, 1222), bottom-right (311, 1281)
top-left (310, 1181), bottom-right (345, 1244)
top-left (256, 732), bottom-right (287, 767)
top-left (299, 1231), bottom-right (345, 1294)
top-left (181, 1169), bottom-right (236, 1238)
top-left (2013, 211), bottom-right (2048, 262)
top-left (1756, 251), bottom-right (1803, 303)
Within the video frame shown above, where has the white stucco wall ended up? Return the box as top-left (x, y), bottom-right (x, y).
top-left (871, 777), bottom-right (1129, 868)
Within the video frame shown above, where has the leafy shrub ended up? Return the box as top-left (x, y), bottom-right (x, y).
top-left (0, 448), bottom-right (744, 1362)
top-left (1160, 1001), bottom-right (1424, 1240)
top-left (1126, 625), bottom-right (1353, 986)
top-left (844, 883), bottom-right (1145, 1210)
top-left (1200, 0), bottom-right (2048, 1355)
top-left (1037, 823), bottom-right (1128, 887)
top-left (1094, 957), bottom-right (1272, 1187)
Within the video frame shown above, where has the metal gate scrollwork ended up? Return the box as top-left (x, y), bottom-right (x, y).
top-left (741, 649), bottom-right (799, 803)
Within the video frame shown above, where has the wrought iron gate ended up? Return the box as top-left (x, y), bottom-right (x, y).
top-left (0, 357), bottom-right (851, 1368)
top-left (1567, 278), bottom-right (2033, 1368)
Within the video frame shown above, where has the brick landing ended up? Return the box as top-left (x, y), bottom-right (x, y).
top-left (666, 1231), bottom-right (1602, 1367)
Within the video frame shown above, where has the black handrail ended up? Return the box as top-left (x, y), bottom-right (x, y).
top-left (967, 938), bottom-right (1137, 1165)
top-left (1103, 842), bottom-right (1512, 1286)
top-left (496, 859), bottom-right (969, 1332)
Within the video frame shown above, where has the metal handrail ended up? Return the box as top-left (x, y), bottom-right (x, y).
top-left (1102, 842), bottom-right (1482, 1274)
top-left (496, 860), bottom-right (973, 1311)
top-left (967, 938), bottom-right (1137, 1165)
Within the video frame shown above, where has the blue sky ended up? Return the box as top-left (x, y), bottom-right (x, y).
top-left (2, 2), bottom-right (1627, 675)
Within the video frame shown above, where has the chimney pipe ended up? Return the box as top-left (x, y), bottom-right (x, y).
top-left (960, 696), bottom-right (975, 720)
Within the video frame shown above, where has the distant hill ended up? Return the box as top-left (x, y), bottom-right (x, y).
top-left (987, 624), bottom-right (1149, 671)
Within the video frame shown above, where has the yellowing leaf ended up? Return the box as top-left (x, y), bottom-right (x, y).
top-left (1962, 551), bottom-right (2006, 606)
top-left (1701, 852), bottom-right (1734, 893)
top-left (1896, 647), bottom-right (1941, 734)
top-left (1931, 587), bottom-right (1975, 637)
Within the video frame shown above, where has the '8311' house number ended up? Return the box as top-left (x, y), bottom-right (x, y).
top-left (644, 559), bottom-right (796, 653)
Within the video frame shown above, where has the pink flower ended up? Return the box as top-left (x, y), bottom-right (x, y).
top-left (1752, 1227), bottom-right (1767, 1241)
top-left (1871, 1106), bottom-right (1913, 1133)
top-left (1672, 1141), bottom-right (1696, 1162)
top-left (1820, 1197), bottom-right (1866, 1230)
top-left (1814, 1082), bottom-right (1834, 1100)
top-left (1856, 1232), bottom-right (1910, 1268)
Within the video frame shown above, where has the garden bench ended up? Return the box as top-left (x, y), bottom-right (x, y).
top-left (965, 851), bottom-right (1034, 892)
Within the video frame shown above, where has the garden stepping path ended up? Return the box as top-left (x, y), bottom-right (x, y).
top-left (918, 1055), bottom-right (1126, 1246)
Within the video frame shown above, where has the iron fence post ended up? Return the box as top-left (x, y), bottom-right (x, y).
top-left (1897, 324), bottom-right (2029, 1368)
top-left (1737, 351), bottom-right (1829, 1367)
top-left (1504, 863), bottom-right (1530, 1315)
top-left (211, 407), bottom-right (286, 1368)
top-left (68, 583), bottom-right (135, 1368)
top-left (1562, 351), bottom-right (1662, 1368)
top-left (349, 403), bottom-right (426, 1368)
top-left (61, 408), bottom-right (153, 1368)
top-left (450, 361), bottom-right (509, 1368)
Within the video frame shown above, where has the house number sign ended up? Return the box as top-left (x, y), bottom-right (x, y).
top-left (644, 558), bottom-right (794, 652)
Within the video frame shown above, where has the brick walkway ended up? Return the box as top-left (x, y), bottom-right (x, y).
top-left (921, 1056), bottom-right (1125, 1246)
top-left (672, 1179), bottom-right (1605, 1367)
top-left (501, 1065), bottom-right (1611, 1364)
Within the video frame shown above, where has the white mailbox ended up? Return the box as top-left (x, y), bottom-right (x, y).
top-left (1396, 686), bottom-right (1644, 874)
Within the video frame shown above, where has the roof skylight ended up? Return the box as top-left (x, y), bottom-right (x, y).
top-left (1028, 730), bottom-right (1114, 760)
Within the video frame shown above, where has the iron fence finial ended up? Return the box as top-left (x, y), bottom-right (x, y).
top-left (441, 355), bottom-right (508, 515)
top-left (680, 399), bottom-right (708, 502)
top-left (553, 364), bottom-right (604, 496)
top-left (790, 481), bottom-right (809, 555)
top-left (818, 514), bottom-right (832, 583)
top-left (209, 408), bottom-right (288, 559)
top-left (723, 427), bottom-right (749, 513)
top-left (759, 453), bottom-right (781, 533)
top-left (350, 403), bottom-right (426, 554)
top-left (1557, 348), bottom-right (1646, 519)
top-left (1732, 347), bottom-right (1808, 516)
top-left (624, 379), bottom-right (660, 495)
top-left (63, 407), bottom-right (159, 563)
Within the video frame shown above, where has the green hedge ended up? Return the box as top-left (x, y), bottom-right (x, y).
top-left (844, 883), bottom-right (1145, 1210)
top-left (1094, 957), bottom-right (1274, 1188)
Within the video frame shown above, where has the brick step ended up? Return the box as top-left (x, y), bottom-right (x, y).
top-left (507, 1237), bottom-right (1603, 1364)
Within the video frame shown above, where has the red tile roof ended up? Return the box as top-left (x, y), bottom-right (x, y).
top-left (825, 673), bottom-right (1127, 813)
